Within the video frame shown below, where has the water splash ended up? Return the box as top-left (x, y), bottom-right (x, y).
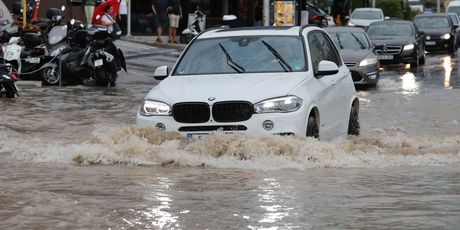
top-left (1, 126), bottom-right (459, 170)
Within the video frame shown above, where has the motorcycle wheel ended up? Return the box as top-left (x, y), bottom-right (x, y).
top-left (41, 66), bottom-right (60, 86)
top-left (2, 84), bottom-right (15, 98)
top-left (95, 69), bottom-right (117, 87)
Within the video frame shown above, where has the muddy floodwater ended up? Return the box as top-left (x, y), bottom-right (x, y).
top-left (1, 52), bottom-right (460, 229)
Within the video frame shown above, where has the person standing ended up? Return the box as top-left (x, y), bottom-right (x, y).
top-left (167, 0), bottom-right (182, 43)
top-left (83, 0), bottom-right (96, 24)
top-left (151, 0), bottom-right (168, 43)
top-left (118, 0), bottom-right (128, 35)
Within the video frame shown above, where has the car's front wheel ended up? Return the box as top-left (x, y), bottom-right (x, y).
top-left (306, 115), bottom-right (319, 138)
top-left (347, 106), bottom-right (360, 136)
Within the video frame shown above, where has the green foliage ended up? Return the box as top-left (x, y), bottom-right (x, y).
top-left (376, 0), bottom-right (403, 19)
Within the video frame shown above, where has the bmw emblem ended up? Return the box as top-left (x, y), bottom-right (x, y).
top-left (208, 97), bottom-right (216, 101)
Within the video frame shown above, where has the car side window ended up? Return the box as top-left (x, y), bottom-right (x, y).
top-left (312, 31), bottom-right (342, 66)
top-left (307, 32), bottom-right (322, 74)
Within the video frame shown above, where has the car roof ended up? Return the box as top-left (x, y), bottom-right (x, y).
top-left (370, 20), bottom-right (414, 25)
top-left (198, 26), bottom-right (305, 39)
top-left (414, 13), bottom-right (449, 18)
top-left (353, 8), bottom-right (383, 12)
top-left (448, 1), bottom-right (460, 7)
top-left (324, 26), bottom-right (366, 33)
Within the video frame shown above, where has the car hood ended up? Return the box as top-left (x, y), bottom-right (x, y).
top-left (339, 49), bottom-right (373, 63)
top-left (349, 18), bottom-right (382, 26)
top-left (370, 36), bottom-right (415, 46)
top-left (146, 73), bottom-right (308, 104)
top-left (418, 28), bottom-right (451, 35)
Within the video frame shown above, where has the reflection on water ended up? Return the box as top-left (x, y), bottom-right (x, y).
top-left (443, 56), bottom-right (453, 89)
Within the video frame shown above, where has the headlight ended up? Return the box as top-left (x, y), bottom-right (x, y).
top-left (359, 57), bottom-right (378, 67)
top-left (254, 96), bottom-right (303, 113)
top-left (442, 33), bottom-right (451, 40)
top-left (348, 22), bottom-right (355, 27)
top-left (139, 100), bottom-right (171, 116)
top-left (403, 44), bottom-right (415, 51)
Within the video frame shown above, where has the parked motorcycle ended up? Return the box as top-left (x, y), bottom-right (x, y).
top-left (0, 64), bottom-right (19, 98)
top-left (180, 9), bottom-right (204, 44)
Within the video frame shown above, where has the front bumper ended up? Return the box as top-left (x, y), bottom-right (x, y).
top-left (377, 48), bottom-right (417, 64)
top-left (424, 37), bottom-right (453, 52)
top-left (347, 62), bottom-right (379, 85)
top-left (136, 108), bottom-right (309, 139)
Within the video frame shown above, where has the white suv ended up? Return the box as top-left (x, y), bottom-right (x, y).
top-left (347, 8), bottom-right (386, 28)
top-left (137, 26), bottom-right (360, 141)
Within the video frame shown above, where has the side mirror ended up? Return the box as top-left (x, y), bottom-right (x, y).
top-left (417, 31), bottom-right (425, 37)
top-left (316, 60), bottom-right (339, 77)
top-left (61, 5), bottom-right (66, 11)
top-left (154, 65), bottom-right (169, 80)
top-left (384, 16), bottom-right (390, 20)
top-left (453, 25), bottom-right (459, 30)
top-left (345, 16), bottom-right (350, 20)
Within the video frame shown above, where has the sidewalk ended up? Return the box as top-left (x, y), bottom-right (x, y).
top-left (120, 35), bottom-right (187, 50)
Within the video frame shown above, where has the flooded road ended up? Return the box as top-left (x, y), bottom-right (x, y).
top-left (1, 42), bottom-right (459, 229)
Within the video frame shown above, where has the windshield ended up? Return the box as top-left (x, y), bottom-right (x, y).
top-left (447, 6), bottom-right (460, 16)
top-left (409, 1), bottom-right (422, 5)
top-left (174, 36), bottom-right (306, 75)
top-left (414, 17), bottom-right (450, 28)
top-left (367, 24), bottom-right (413, 37)
top-left (329, 32), bottom-right (370, 50)
top-left (351, 10), bottom-right (383, 20)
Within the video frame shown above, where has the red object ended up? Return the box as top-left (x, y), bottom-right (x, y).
top-left (92, 0), bottom-right (121, 25)
top-left (11, 73), bottom-right (18, 81)
top-left (32, 0), bottom-right (41, 21)
top-left (312, 15), bottom-right (318, 20)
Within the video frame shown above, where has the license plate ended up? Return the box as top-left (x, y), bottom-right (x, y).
top-left (425, 41), bottom-right (436, 45)
top-left (378, 55), bottom-right (393, 60)
top-left (27, 57), bottom-right (40, 64)
top-left (186, 133), bottom-right (208, 141)
top-left (94, 59), bottom-right (103, 67)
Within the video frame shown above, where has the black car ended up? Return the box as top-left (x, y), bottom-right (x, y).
top-left (367, 20), bottom-right (425, 67)
top-left (414, 13), bottom-right (458, 54)
top-left (447, 13), bottom-right (460, 47)
top-left (325, 27), bottom-right (379, 87)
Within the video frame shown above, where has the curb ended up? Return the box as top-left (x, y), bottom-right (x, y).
top-left (120, 36), bottom-right (187, 51)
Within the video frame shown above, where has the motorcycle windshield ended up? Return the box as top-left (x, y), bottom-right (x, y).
top-left (48, 25), bottom-right (67, 45)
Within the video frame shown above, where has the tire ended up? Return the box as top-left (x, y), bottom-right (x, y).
top-left (2, 83), bottom-right (15, 98)
top-left (410, 51), bottom-right (419, 68)
top-left (41, 66), bottom-right (60, 86)
top-left (95, 70), bottom-right (117, 87)
top-left (347, 106), bottom-right (360, 136)
top-left (306, 116), bottom-right (319, 138)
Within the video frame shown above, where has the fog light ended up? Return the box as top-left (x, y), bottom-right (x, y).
top-left (156, 123), bottom-right (166, 131)
top-left (263, 120), bottom-right (274, 130)
top-left (368, 74), bottom-right (377, 80)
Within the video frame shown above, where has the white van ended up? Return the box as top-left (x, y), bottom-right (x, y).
top-left (447, 1), bottom-right (460, 16)
top-left (408, 0), bottom-right (424, 13)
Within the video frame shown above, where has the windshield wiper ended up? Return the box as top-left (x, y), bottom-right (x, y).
top-left (261, 40), bottom-right (292, 72)
top-left (351, 33), bottom-right (365, 49)
top-left (218, 43), bottom-right (245, 73)
top-left (335, 33), bottom-right (344, 49)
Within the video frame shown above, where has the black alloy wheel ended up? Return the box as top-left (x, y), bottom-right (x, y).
top-left (306, 116), bottom-right (319, 138)
top-left (347, 106), bottom-right (360, 136)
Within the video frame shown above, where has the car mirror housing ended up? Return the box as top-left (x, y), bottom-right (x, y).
top-left (154, 65), bottom-right (169, 80)
top-left (316, 60), bottom-right (339, 77)
top-left (453, 25), bottom-right (459, 30)
top-left (384, 16), bottom-right (390, 20)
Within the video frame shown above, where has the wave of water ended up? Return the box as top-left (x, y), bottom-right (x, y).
top-left (1, 126), bottom-right (459, 170)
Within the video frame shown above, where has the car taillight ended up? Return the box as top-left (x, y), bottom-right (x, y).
top-left (11, 73), bottom-right (18, 81)
top-left (312, 15), bottom-right (318, 20)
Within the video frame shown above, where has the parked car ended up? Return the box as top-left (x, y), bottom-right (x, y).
top-left (137, 27), bottom-right (360, 140)
top-left (447, 13), bottom-right (460, 47)
top-left (346, 8), bottom-right (387, 28)
top-left (325, 27), bottom-right (379, 87)
top-left (408, 0), bottom-right (424, 13)
top-left (302, 2), bottom-right (329, 27)
top-left (367, 20), bottom-right (425, 67)
top-left (414, 13), bottom-right (458, 54)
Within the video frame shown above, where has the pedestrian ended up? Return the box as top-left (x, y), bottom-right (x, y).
top-left (83, 0), bottom-right (96, 24)
top-left (118, 0), bottom-right (128, 35)
top-left (151, 0), bottom-right (168, 43)
top-left (101, 5), bottom-right (116, 31)
top-left (167, 0), bottom-right (182, 43)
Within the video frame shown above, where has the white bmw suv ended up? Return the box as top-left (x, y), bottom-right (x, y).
top-left (137, 26), bottom-right (360, 141)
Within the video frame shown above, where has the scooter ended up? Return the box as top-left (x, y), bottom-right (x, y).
top-left (180, 9), bottom-right (204, 44)
top-left (0, 64), bottom-right (19, 98)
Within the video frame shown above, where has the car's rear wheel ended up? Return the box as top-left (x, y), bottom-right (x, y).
top-left (347, 106), bottom-right (360, 136)
top-left (306, 115), bottom-right (319, 138)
